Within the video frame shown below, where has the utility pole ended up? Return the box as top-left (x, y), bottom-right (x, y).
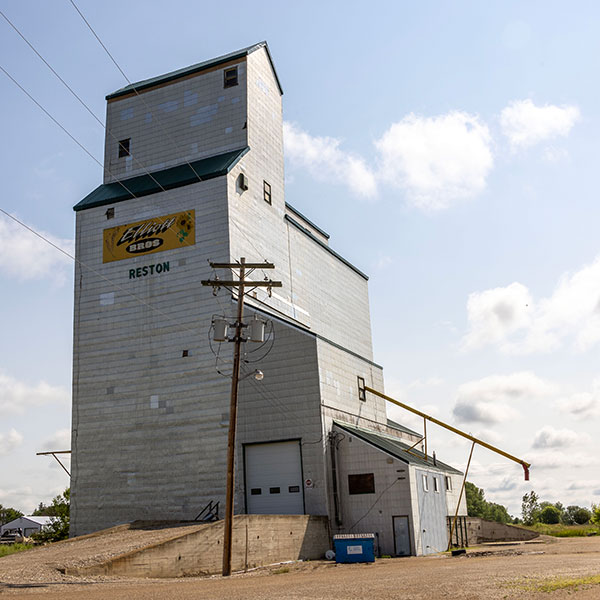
top-left (201, 258), bottom-right (281, 577)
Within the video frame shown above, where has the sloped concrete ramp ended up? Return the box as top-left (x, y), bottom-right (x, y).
top-left (67, 515), bottom-right (330, 578)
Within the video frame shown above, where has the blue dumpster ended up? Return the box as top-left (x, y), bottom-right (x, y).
top-left (333, 533), bottom-right (375, 563)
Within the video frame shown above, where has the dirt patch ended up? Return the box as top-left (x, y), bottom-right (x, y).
top-left (1, 533), bottom-right (600, 599)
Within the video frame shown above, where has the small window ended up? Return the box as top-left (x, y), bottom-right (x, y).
top-left (269, 487), bottom-right (280, 494)
top-left (445, 476), bottom-right (452, 491)
top-left (250, 488), bottom-right (262, 495)
top-left (422, 474), bottom-right (429, 492)
top-left (224, 67), bottom-right (238, 88)
top-left (348, 473), bottom-right (375, 495)
top-left (105, 207), bottom-right (115, 220)
top-left (288, 485), bottom-right (300, 493)
top-left (433, 477), bottom-right (439, 492)
top-left (118, 138), bottom-right (130, 158)
top-left (263, 180), bottom-right (272, 205)
top-left (357, 376), bottom-right (366, 402)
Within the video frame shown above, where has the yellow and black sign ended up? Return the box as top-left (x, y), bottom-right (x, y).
top-left (103, 210), bottom-right (195, 263)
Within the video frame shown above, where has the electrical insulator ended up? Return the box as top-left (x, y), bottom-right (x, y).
top-left (248, 316), bottom-right (266, 342)
top-left (213, 317), bottom-right (228, 342)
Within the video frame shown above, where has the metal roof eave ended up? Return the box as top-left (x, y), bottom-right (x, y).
top-left (284, 214), bottom-right (368, 280)
top-left (334, 421), bottom-right (463, 475)
top-left (73, 146), bottom-right (249, 212)
top-left (106, 41), bottom-right (283, 101)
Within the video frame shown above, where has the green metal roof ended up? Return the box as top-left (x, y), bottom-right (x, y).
top-left (334, 421), bottom-right (463, 474)
top-left (386, 418), bottom-right (421, 438)
top-left (106, 41), bottom-right (283, 100)
top-left (73, 147), bottom-right (249, 212)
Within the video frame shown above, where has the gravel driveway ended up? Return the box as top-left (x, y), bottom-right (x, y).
top-left (2, 531), bottom-right (600, 599)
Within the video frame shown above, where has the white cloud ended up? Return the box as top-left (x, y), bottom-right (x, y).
top-left (0, 372), bottom-right (69, 416)
top-left (0, 214), bottom-right (73, 282)
top-left (567, 480), bottom-right (600, 491)
top-left (0, 429), bottom-right (23, 456)
top-left (557, 380), bottom-right (600, 420)
top-left (373, 255), bottom-right (393, 271)
top-left (283, 122), bottom-right (377, 198)
top-left (487, 476), bottom-right (518, 493)
top-left (463, 256), bottom-right (600, 354)
top-left (375, 111), bottom-right (493, 211)
top-left (500, 99), bottom-right (580, 149)
top-left (469, 428), bottom-right (504, 446)
top-left (526, 449), bottom-right (598, 470)
top-left (543, 146), bottom-right (569, 163)
top-left (406, 377), bottom-right (444, 390)
top-left (39, 428), bottom-right (71, 452)
top-left (532, 426), bottom-right (582, 449)
top-left (463, 282), bottom-right (533, 351)
top-left (453, 372), bottom-right (556, 425)
top-left (453, 398), bottom-right (518, 425)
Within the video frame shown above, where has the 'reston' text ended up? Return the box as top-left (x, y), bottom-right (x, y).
top-left (129, 262), bottom-right (170, 279)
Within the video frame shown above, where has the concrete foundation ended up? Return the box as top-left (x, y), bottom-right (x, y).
top-left (466, 518), bottom-right (539, 544)
top-left (68, 515), bottom-right (330, 577)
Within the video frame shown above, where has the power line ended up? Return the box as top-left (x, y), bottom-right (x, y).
top-left (0, 62), bottom-right (144, 204)
top-left (0, 208), bottom-right (183, 329)
top-left (69, 0), bottom-right (205, 184)
top-left (69, 0), bottom-right (271, 279)
top-left (0, 8), bottom-right (169, 195)
top-left (0, 58), bottom-right (197, 254)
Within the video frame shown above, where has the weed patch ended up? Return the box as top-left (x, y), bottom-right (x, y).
top-left (0, 543), bottom-right (34, 558)
top-left (273, 567), bottom-right (290, 574)
top-left (510, 574), bottom-right (600, 593)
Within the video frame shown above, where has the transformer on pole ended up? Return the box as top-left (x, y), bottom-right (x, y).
top-left (201, 258), bottom-right (281, 577)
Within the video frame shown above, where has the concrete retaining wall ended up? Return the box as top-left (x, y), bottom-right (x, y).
top-left (68, 515), bottom-right (330, 578)
top-left (466, 518), bottom-right (539, 544)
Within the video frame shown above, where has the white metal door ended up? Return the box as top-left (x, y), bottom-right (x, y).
top-left (393, 516), bottom-right (411, 556)
top-left (245, 440), bottom-right (304, 514)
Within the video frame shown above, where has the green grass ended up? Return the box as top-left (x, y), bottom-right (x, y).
top-left (272, 567), bottom-right (290, 574)
top-left (0, 543), bottom-right (34, 557)
top-left (515, 574), bottom-right (600, 593)
top-left (522, 523), bottom-right (599, 537)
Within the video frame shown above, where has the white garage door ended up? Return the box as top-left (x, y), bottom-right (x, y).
top-left (245, 440), bottom-right (304, 514)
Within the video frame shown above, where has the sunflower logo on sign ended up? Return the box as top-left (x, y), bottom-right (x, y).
top-left (177, 211), bottom-right (193, 243)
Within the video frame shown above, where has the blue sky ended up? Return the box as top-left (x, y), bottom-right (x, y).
top-left (1, 0), bottom-right (599, 517)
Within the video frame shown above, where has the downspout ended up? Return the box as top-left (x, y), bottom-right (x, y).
top-left (329, 432), bottom-right (342, 527)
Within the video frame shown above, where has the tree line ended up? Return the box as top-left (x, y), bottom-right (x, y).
top-left (466, 482), bottom-right (600, 526)
top-left (0, 488), bottom-right (70, 542)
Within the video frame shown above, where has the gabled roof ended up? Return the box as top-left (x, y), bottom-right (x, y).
top-left (73, 147), bottom-right (249, 212)
top-left (106, 41), bottom-right (283, 100)
top-left (1, 515), bottom-right (52, 529)
top-left (334, 421), bottom-right (462, 474)
top-left (24, 516), bottom-right (53, 525)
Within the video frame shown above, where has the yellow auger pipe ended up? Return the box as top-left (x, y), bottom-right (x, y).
top-left (364, 386), bottom-right (531, 480)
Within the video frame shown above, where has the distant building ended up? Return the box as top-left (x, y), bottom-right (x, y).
top-left (1, 516), bottom-right (52, 537)
top-left (71, 42), bottom-right (466, 555)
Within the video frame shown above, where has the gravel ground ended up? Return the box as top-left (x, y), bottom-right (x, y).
top-left (0, 521), bottom-right (207, 585)
top-left (2, 531), bottom-right (600, 599)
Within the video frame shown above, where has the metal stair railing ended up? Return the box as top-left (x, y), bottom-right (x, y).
top-left (195, 500), bottom-right (220, 522)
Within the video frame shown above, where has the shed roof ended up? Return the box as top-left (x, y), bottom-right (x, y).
top-left (106, 41), bottom-right (283, 100)
top-left (1, 515), bottom-right (52, 529)
top-left (73, 147), bottom-right (249, 212)
top-left (334, 421), bottom-right (463, 474)
top-left (386, 418), bottom-right (421, 438)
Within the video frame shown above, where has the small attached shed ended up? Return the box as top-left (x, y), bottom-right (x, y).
top-left (1, 516), bottom-right (52, 537)
top-left (332, 421), bottom-right (466, 556)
